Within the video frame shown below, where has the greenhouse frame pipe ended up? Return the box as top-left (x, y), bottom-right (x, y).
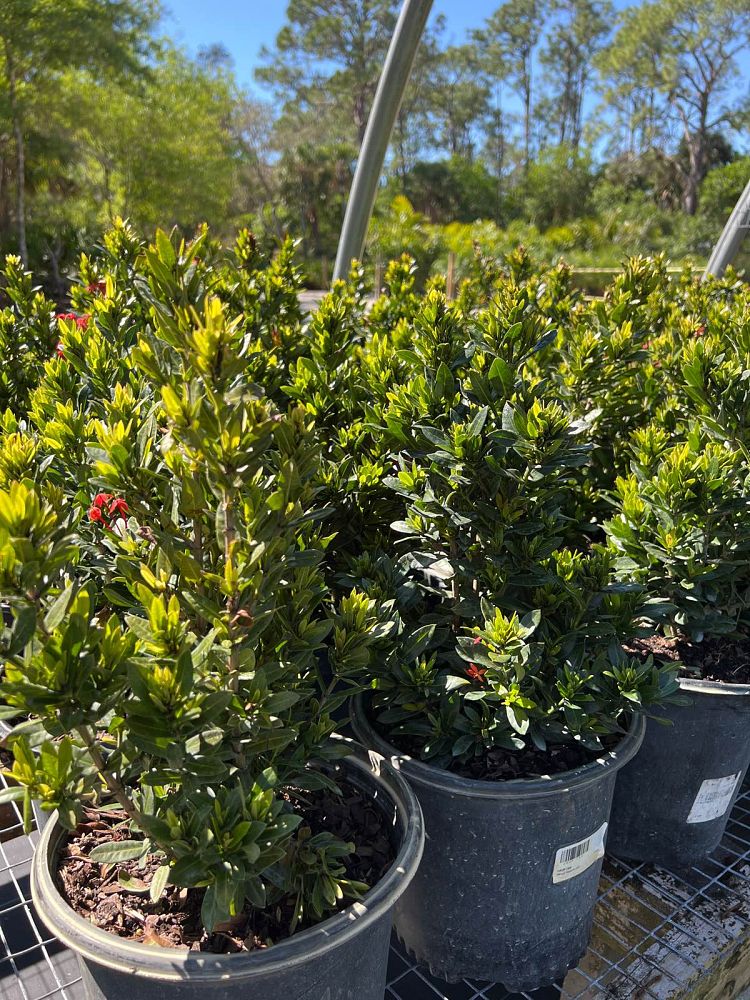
top-left (333, 0), bottom-right (434, 282)
top-left (704, 176), bottom-right (750, 278)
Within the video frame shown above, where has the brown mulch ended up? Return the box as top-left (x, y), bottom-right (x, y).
top-left (625, 634), bottom-right (750, 685)
top-left (452, 736), bottom-right (621, 781)
top-left (57, 779), bottom-right (394, 954)
top-left (382, 726), bottom-right (622, 782)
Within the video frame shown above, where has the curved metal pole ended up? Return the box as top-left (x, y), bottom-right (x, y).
top-left (333, 0), bottom-right (434, 282)
top-left (704, 177), bottom-right (750, 279)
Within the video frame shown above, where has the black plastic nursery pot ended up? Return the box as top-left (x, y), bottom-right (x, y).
top-left (351, 696), bottom-right (645, 991)
top-left (608, 677), bottom-right (750, 867)
top-left (31, 747), bottom-right (424, 1000)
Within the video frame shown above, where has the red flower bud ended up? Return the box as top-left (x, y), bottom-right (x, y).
top-left (56, 312), bottom-right (89, 329)
top-left (87, 281), bottom-right (106, 295)
top-left (89, 494), bottom-right (128, 531)
top-left (56, 342), bottom-right (65, 358)
top-left (466, 663), bottom-right (487, 683)
top-left (108, 498), bottom-right (129, 520)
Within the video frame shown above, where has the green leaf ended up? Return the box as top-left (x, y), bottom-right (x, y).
top-left (444, 674), bottom-right (470, 691)
top-left (117, 873), bottom-right (149, 894)
top-left (90, 840), bottom-right (150, 864)
top-left (466, 406), bottom-right (489, 439)
top-left (201, 875), bottom-right (237, 932)
top-left (451, 734), bottom-right (475, 756)
top-left (155, 229), bottom-right (176, 268)
top-left (519, 610), bottom-right (541, 633)
top-left (44, 586), bottom-right (76, 632)
top-left (0, 786), bottom-right (24, 805)
top-left (419, 426), bottom-right (452, 451)
top-left (390, 520), bottom-right (416, 535)
top-left (150, 865), bottom-right (171, 903)
top-left (488, 357), bottom-right (515, 396)
top-left (244, 875), bottom-right (266, 908)
top-left (103, 586), bottom-right (136, 609)
top-left (170, 854), bottom-right (209, 886)
top-left (264, 691), bottom-right (301, 714)
top-left (401, 624), bottom-right (436, 662)
top-left (8, 605), bottom-right (37, 655)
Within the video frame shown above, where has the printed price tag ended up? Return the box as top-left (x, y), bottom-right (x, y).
top-left (687, 772), bottom-right (741, 824)
top-left (553, 822), bottom-right (608, 884)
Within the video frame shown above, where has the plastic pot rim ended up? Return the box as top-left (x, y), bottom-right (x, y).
top-left (678, 675), bottom-right (750, 697)
top-left (31, 741), bottom-right (425, 983)
top-left (351, 693), bottom-right (646, 800)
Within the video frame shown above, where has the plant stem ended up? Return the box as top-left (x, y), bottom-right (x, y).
top-left (450, 537), bottom-right (460, 633)
top-left (75, 725), bottom-right (144, 827)
top-left (192, 510), bottom-right (205, 596)
top-left (26, 600), bottom-right (143, 827)
top-left (222, 488), bottom-right (240, 690)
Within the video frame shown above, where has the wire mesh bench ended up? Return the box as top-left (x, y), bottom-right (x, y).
top-left (4, 767), bottom-right (750, 1000)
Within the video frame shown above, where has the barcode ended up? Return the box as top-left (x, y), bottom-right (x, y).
top-left (558, 838), bottom-right (592, 864)
top-left (687, 772), bottom-right (741, 824)
top-left (553, 822), bottom-right (608, 883)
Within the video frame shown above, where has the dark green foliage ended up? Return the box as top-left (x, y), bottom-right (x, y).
top-left (277, 253), bottom-right (689, 767)
top-left (606, 433), bottom-right (750, 639)
top-left (0, 257), bottom-right (58, 415)
top-left (0, 231), bottom-right (747, 904)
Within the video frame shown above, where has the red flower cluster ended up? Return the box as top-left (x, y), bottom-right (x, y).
top-left (87, 281), bottom-right (107, 295)
top-left (55, 312), bottom-right (90, 329)
top-left (466, 663), bottom-right (487, 683)
top-left (695, 324), bottom-right (706, 337)
top-left (88, 493), bottom-right (129, 528)
top-left (54, 312), bottom-right (91, 359)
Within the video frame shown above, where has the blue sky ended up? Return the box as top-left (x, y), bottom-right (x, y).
top-left (163, 0), bottom-right (749, 157)
top-left (163, 1), bottom-right (567, 93)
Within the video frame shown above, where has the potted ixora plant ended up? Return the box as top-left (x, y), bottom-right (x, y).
top-left (344, 290), bottom-right (679, 989)
top-left (605, 423), bottom-right (750, 866)
top-left (0, 231), bottom-right (423, 1000)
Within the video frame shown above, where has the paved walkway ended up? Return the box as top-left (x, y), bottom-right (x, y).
top-left (299, 289), bottom-right (328, 313)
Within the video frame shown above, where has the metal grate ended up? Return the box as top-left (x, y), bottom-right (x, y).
top-left (0, 780), bottom-right (81, 1000)
top-left (3, 769), bottom-right (750, 1000)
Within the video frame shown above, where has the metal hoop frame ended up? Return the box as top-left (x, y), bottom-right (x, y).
top-left (333, 0), bottom-right (434, 281)
top-left (333, 0), bottom-right (749, 282)
top-left (704, 178), bottom-right (750, 278)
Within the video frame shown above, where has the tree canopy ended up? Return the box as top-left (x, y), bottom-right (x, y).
top-left (0, 0), bottom-right (749, 290)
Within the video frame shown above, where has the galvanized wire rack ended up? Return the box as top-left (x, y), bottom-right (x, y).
top-left (3, 767), bottom-right (750, 1000)
top-left (0, 788), bottom-right (80, 1000)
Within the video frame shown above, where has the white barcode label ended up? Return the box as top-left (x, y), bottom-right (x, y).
top-left (553, 822), bottom-right (608, 884)
top-left (687, 773), bottom-right (741, 824)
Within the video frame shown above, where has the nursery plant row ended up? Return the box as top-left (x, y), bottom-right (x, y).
top-left (0, 223), bottom-right (749, 999)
